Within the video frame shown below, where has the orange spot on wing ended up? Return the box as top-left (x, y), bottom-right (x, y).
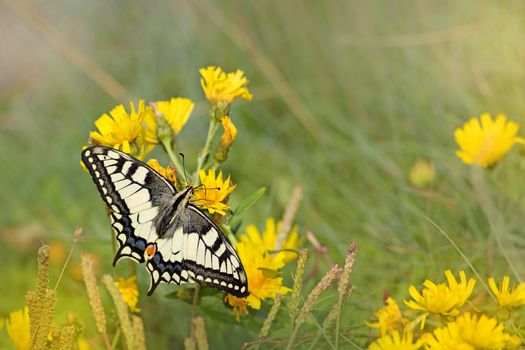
top-left (145, 243), bottom-right (157, 257)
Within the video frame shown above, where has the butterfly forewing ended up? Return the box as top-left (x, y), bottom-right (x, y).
top-left (81, 146), bottom-right (249, 297)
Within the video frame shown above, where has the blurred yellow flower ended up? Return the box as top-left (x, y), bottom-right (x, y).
top-left (147, 159), bottom-right (177, 186)
top-left (193, 169), bottom-right (236, 215)
top-left (488, 276), bottom-right (525, 310)
top-left (115, 276), bottom-right (140, 312)
top-left (366, 297), bottom-right (408, 336)
top-left (88, 100), bottom-right (155, 160)
top-left (200, 66), bottom-right (253, 104)
top-left (428, 313), bottom-right (519, 350)
top-left (409, 160), bottom-right (435, 188)
top-left (454, 114), bottom-right (524, 167)
top-left (78, 338), bottom-right (91, 350)
top-left (240, 217), bottom-right (299, 264)
top-left (215, 116), bottom-right (238, 163)
top-left (423, 322), bottom-right (474, 350)
top-left (404, 270), bottom-right (475, 319)
top-left (146, 97), bottom-right (194, 143)
top-left (6, 307), bottom-right (30, 350)
top-left (367, 331), bottom-right (421, 350)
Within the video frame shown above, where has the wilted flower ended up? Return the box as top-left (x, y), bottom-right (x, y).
top-left (6, 307), bottom-right (31, 350)
top-left (147, 159), bottom-right (177, 186)
top-left (367, 331), bottom-right (421, 350)
top-left (193, 169), bottom-right (236, 215)
top-left (115, 276), bottom-right (140, 312)
top-left (404, 270), bottom-right (475, 321)
top-left (366, 297), bottom-right (408, 336)
top-left (88, 100), bottom-right (155, 160)
top-left (454, 114), bottom-right (524, 167)
top-left (215, 116), bottom-right (238, 163)
top-left (145, 97), bottom-right (194, 143)
top-left (488, 276), bottom-right (525, 310)
top-left (200, 66), bottom-right (252, 105)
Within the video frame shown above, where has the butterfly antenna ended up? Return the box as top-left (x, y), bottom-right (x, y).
top-left (179, 153), bottom-right (190, 186)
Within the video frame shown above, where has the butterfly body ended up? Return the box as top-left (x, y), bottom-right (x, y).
top-left (81, 146), bottom-right (248, 297)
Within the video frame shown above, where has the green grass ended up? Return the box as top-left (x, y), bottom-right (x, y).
top-left (2, 1), bottom-right (525, 348)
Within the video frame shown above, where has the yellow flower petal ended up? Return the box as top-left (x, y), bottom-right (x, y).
top-left (200, 66), bottom-right (253, 104)
top-left (454, 114), bottom-right (523, 167)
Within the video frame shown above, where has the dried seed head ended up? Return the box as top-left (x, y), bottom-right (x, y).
top-left (81, 253), bottom-right (107, 334)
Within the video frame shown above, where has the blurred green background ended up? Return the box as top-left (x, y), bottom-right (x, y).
top-left (2, 1), bottom-right (525, 348)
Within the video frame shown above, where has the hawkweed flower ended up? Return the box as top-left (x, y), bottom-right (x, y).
top-left (367, 331), bottom-right (421, 350)
top-left (6, 307), bottom-right (31, 350)
top-left (404, 270), bottom-right (476, 324)
top-left (225, 238), bottom-right (290, 318)
top-left (147, 159), bottom-right (177, 186)
top-left (422, 323), bottom-right (473, 349)
top-left (88, 100), bottom-right (155, 160)
top-left (193, 169), bottom-right (236, 215)
top-left (145, 97), bottom-right (194, 143)
top-left (115, 276), bottom-right (141, 312)
top-left (366, 297), bottom-right (408, 336)
top-left (488, 276), bottom-right (525, 310)
top-left (425, 313), bottom-right (520, 350)
top-left (409, 160), bottom-right (435, 188)
top-left (214, 116), bottom-right (238, 163)
top-left (240, 217), bottom-right (299, 263)
top-left (200, 66), bottom-right (252, 105)
top-left (454, 113), bottom-right (525, 167)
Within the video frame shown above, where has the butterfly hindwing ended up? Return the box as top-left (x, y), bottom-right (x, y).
top-left (82, 146), bottom-right (249, 298)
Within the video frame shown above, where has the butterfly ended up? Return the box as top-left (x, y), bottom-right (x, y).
top-left (81, 146), bottom-right (248, 297)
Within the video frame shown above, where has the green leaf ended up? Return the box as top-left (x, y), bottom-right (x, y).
top-left (258, 267), bottom-right (281, 278)
top-left (233, 187), bottom-right (266, 216)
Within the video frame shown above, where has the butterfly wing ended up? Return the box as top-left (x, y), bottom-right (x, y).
top-left (146, 205), bottom-right (248, 297)
top-left (81, 146), bottom-right (175, 264)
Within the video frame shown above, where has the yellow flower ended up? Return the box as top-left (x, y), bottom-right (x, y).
top-left (454, 113), bottom-right (525, 167)
top-left (6, 307), bottom-right (31, 350)
top-left (240, 217), bottom-right (299, 263)
top-left (147, 159), bottom-right (177, 186)
top-left (193, 169), bottom-right (236, 215)
top-left (225, 239), bottom-right (290, 315)
top-left (367, 331), bottom-right (421, 350)
top-left (488, 276), bottom-right (525, 310)
top-left (423, 323), bottom-right (474, 350)
top-left (404, 270), bottom-right (476, 319)
top-left (215, 116), bottom-right (238, 163)
top-left (427, 313), bottom-right (519, 350)
top-left (145, 97), bottom-right (194, 143)
top-left (115, 276), bottom-right (141, 312)
top-left (409, 160), bottom-right (435, 188)
top-left (366, 297), bottom-right (408, 336)
top-left (200, 66), bottom-right (253, 104)
top-left (88, 100), bottom-right (155, 160)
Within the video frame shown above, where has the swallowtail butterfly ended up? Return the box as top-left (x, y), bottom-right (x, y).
top-left (81, 146), bottom-right (248, 297)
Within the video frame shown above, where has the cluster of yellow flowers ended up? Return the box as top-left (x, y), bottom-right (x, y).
top-left (84, 66), bottom-right (251, 215)
top-left (366, 270), bottom-right (525, 349)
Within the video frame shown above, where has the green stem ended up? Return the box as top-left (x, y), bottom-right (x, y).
top-left (161, 137), bottom-right (185, 181)
top-left (194, 119), bottom-right (219, 186)
top-left (470, 166), bottom-right (523, 281)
